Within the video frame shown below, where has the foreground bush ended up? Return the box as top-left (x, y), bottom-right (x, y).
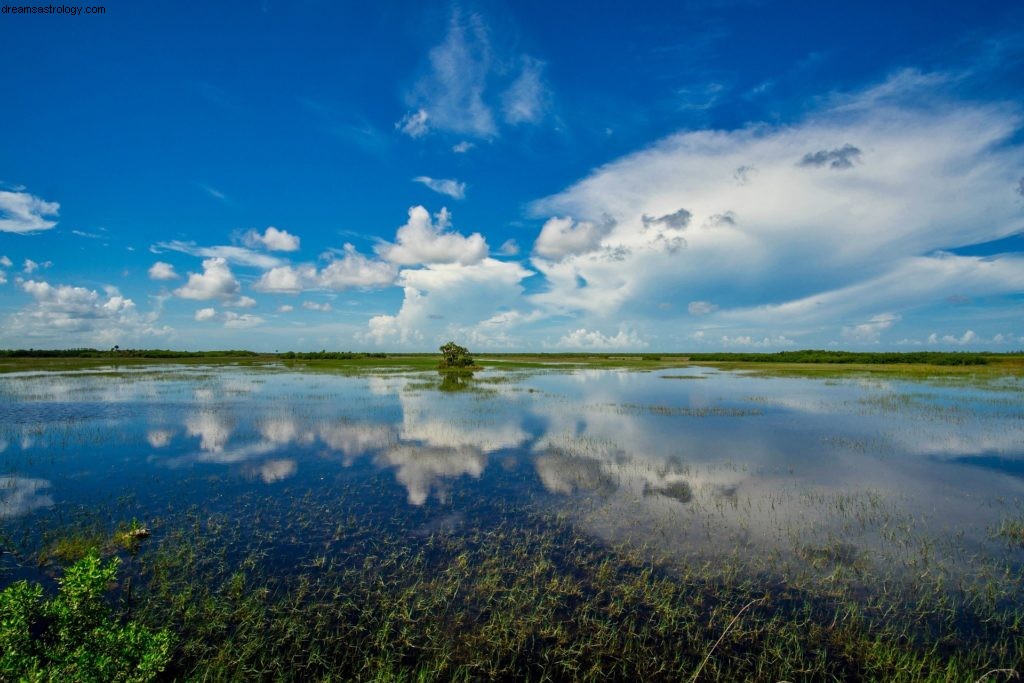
top-left (0, 552), bottom-right (171, 682)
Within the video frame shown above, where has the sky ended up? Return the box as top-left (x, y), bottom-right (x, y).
top-left (1, 0), bottom-right (1023, 352)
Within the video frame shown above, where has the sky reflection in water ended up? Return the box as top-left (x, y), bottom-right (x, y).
top-left (2, 365), bottom-right (1023, 578)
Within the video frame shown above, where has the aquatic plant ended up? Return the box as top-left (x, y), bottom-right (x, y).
top-left (0, 551), bottom-right (171, 681)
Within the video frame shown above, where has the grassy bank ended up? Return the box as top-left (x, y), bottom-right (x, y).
top-left (2, 349), bottom-right (1023, 377)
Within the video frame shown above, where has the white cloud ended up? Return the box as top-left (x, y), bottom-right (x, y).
top-left (397, 12), bottom-right (495, 139)
top-left (224, 295), bottom-right (256, 308)
top-left (364, 258), bottom-right (532, 347)
top-left (23, 259), bottom-right (51, 274)
top-left (254, 244), bottom-right (396, 293)
top-left (376, 206), bottom-right (488, 266)
top-left (148, 261), bottom-right (179, 280)
top-left (498, 239), bottom-right (520, 256)
top-left (174, 257), bottom-right (241, 300)
top-left (277, 305), bottom-right (294, 313)
top-left (525, 69), bottom-right (1024, 344)
top-left (242, 226), bottom-right (301, 252)
top-left (688, 301), bottom-right (718, 316)
top-left (396, 109), bottom-right (430, 137)
top-left (0, 256), bottom-right (12, 267)
top-left (842, 313), bottom-right (900, 343)
top-left (927, 329), bottom-right (980, 345)
top-left (302, 301), bottom-right (333, 312)
top-left (413, 176), bottom-right (466, 200)
top-left (533, 216), bottom-right (614, 260)
top-left (452, 140), bottom-right (474, 153)
top-left (554, 328), bottom-right (648, 350)
top-left (503, 56), bottom-right (548, 125)
top-left (195, 307), bottom-right (217, 321)
top-left (254, 264), bottom-right (315, 293)
top-left (0, 189), bottom-right (59, 233)
top-left (4, 279), bottom-right (169, 346)
top-left (223, 312), bottom-right (263, 328)
top-left (397, 10), bottom-right (549, 140)
top-left (153, 241), bottom-right (284, 269)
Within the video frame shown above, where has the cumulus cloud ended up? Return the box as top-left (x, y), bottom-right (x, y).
top-left (22, 259), bottom-right (50, 274)
top-left (254, 244), bottom-right (396, 293)
top-left (194, 307), bottom-right (217, 321)
top-left (554, 328), bottom-right (648, 350)
top-left (533, 216), bottom-right (615, 260)
top-left (452, 140), bottom-right (474, 153)
top-left (148, 261), bottom-right (178, 280)
top-left (927, 330), bottom-right (979, 345)
top-left (174, 257), bottom-right (241, 300)
top-left (797, 143), bottom-right (862, 169)
top-left (3, 279), bottom-right (168, 346)
top-left (364, 258), bottom-right (532, 347)
top-left (0, 189), bottom-right (59, 233)
top-left (526, 69), bottom-right (1024, 344)
top-left (302, 301), bottom-right (332, 312)
top-left (0, 256), bottom-right (12, 267)
top-left (413, 176), bottom-right (466, 199)
top-left (225, 295), bottom-right (256, 308)
top-left (277, 305), bottom-right (294, 313)
top-left (153, 241), bottom-right (283, 269)
top-left (242, 226), bottom-right (300, 252)
top-left (376, 206), bottom-right (488, 265)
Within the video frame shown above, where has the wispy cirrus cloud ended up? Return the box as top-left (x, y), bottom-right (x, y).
top-left (396, 9), bottom-right (551, 140)
top-left (152, 241), bottom-right (284, 269)
top-left (413, 176), bottom-right (466, 199)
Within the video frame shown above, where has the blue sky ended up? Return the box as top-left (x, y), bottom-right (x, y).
top-left (1, 0), bottom-right (1022, 351)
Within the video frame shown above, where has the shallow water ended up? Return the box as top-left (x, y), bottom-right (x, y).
top-left (2, 364), bottom-right (1023, 587)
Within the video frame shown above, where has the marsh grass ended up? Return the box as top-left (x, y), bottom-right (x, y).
top-left (117, 499), bottom-right (1024, 681)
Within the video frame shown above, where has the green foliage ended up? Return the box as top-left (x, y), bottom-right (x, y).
top-left (0, 552), bottom-right (171, 682)
top-left (438, 341), bottom-right (474, 369)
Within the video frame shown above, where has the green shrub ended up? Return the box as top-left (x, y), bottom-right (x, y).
top-left (0, 551), bottom-right (171, 682)
top-left (438, 341), bottom-right (474, 369)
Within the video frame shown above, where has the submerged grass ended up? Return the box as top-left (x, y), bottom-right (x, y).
top-left (5, 470), bottom-right (1017, 682)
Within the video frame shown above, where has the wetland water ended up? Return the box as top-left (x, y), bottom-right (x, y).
top-left (2, 363), bottom-right (1024, 679)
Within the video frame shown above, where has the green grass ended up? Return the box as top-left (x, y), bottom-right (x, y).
top-left (4, 349), bottom-right (1022, 377)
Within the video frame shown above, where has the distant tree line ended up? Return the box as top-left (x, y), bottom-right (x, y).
top-left (0, 348), bottom-right (260, 358)
top-left (0, 348), bottom-right (388, 359)
top-left (683, 350), bottom-right (992, 365)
